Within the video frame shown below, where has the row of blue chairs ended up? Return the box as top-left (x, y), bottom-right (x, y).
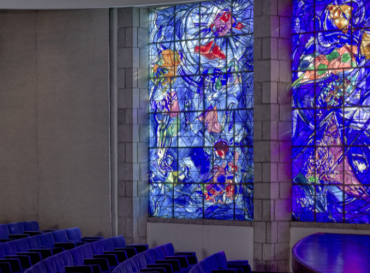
top-left (189, 252), bottom-right (251, 273)
top-left (0, 223), bottom-right (102, 247)
top-left (0, 222), bottom-right (54, 242)
top-left (112, 243), bottom-right (197, 273)
top-left (23, 236), bottom-right (149, 273)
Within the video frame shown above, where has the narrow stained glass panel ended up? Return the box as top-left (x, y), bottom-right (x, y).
top-left (149, 0), bottom-right (254, 220)
top-left (292, 0), bottom-right (370, 223)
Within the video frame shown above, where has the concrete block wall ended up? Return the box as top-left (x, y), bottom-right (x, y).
top-left (253, 0), bottom-right (292, 272)
top-left (116, 7), bottom-right (149, 245)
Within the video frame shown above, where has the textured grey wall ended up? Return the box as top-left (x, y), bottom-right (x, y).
top-left (0, 10), bottom-right (111, 237)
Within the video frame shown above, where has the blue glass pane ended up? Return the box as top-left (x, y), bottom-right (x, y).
top-left (232, 0), bottom-right (253, 35)
top-left (149, 0), bottom-right (253, 221)
top-left (174, 183), bottom-right (203, 219)
top-left (149, 182), bottom-right (173, 218)
top-left (175, 3), bottom-right (200, 40)
top-left (227, 73), bottom-right (253, 109)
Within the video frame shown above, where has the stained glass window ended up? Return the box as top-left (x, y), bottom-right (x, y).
top-left (149, 0), bottom-right (254, 220)
top-left (292, 0), bottom-right (370, 223)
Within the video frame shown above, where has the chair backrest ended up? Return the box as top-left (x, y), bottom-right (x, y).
top-left (112, 235), bottom-right (126, 248)
top-left (102, 237), bottom-right (116, 251)
top-left (70, 246), bottom-right (85, 265)
top-left (15, 238), bottom-right (31, 252)
top-left (59, 250), bottom-right (75, 266)
top-left (8, 222), bottom-right (25, 234)
top-left (25, 261), bottom-right (47, 273)
top-left (129, 257), bottom-right (141, 272)
top-left (190, 261), bottom-right (208, 273)
top-left (26, 235), bottom-right (43, 249)
top-left (136, 253), bottom-right (147, 268)
top-left (122, 260), bottom-right (134, 273)
top-left (215, 251), bottom-right (228, 269)
top-left (65, 227), bottom-right (82, 243)
top-left (43, 256), bottom-right (58, 273)
top-left (53, 253), bottom-right (68, 273)
top-left (153, 246), bottom-right (165, 260)
top-left (204, 255), bottom-right (219, 270)
top-left (162, 243), bottom-right (175, 256)
top-left (143, 249), bottom-right (156, 264)
top-left (0, 224), bottom-right (10, 239)
top-left (53, 230), bottom-right (69, 243)
top-left (90, 240), bottom-right (105, 254)
top-left (23, 221), bottom-right (40, 232)
top-left (40, 232), bottom-right (56, 248)
top-left (80, 243), bottom-right (94, 258)
top-left (2, 241), bottom-right (18, 255)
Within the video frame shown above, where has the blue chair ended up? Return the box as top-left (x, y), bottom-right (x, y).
top-left (162, 244), bottom-right (198, 265)
top-left (144, 249), bottom-right (182, 273)
top-left (2, 241), bottom-right (40, 267)
top-left (39, 232), bottom-right (73, 252)
top-left (1, 242), bottom-right (32, 269)
top-left (70, 244), bottom-right (114, 272)
top-left (0, 243), bottom-right (24, 273)
top-left (103, 237), bottom-right (138, 258)
top-left (111, 236), bottom-right (148, 254)
top-left (135, 251), bottom-right (176, 273)
top-left (21, 222), bottom-right (43, 237)
top-left (56, 250), bottom-right (99, 273)
top-left (13, 240), bottom-right (43, 265)
top-left (24, 261), bottom-right (47, 273)
top-left (91, 239), bottom-right (128, 263)
top-left (214, 252), bottom-right (250, 273)
top-left (65, 228), bottom-right (103, 245)
top-left (112, 259), bottom-right (162, 273)
top-left (52, 231), bottom-right (76, 250)
top-left (0, 225), bottom-right (28, 242)
top-left (25, 235), bottom-right (62, 256)
top-left (153, 246), bottom-right (191, 272)
top-left (22, 221), bottom-right (59, 234)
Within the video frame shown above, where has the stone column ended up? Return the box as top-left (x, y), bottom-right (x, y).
top-left (115, 7), bottom-right (149, 244)
top-left (253, 0), bottom-right (292, 272)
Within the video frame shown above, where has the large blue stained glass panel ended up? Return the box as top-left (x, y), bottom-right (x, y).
top-left (292, 0), bottom-right (370, 223)
top-left (149, 0), bottom-right (254, 220)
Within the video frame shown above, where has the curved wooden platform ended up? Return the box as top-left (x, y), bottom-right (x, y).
top-left (292, 233), bottom-right (370, 273)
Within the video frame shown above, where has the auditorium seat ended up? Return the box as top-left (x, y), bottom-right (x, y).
top-left (152, 246), bottom-right (191, 272)
top-left (135, 251), bottom-right (178, 273)
top-left (0, 225), bottom-right (28, 242)
top-left (143, 249), bottom-right (182, 273)
top-left (15, 239), bottom-right (52, 260)
top-left (52, 231), bottom-right (76, 250)
top-left (21, 222), bottom-right (43, 237)
top-left (111, 236), bottom-right (148, 254)
top-left (162, 244), bottom-right (197, 265)
top-left (0, 244), bottom-right (25, 273)
top-left (39, 231), bottom-right (72, 253)
top-left (65, 228), bottom-right (103, 245)
top-left (2, 240), bottom-right (43, 266)
top-left (23, 261), bottom-right (47, 273)
top-left (214, 252), bottom-right (250, 273)
top-left (189, 252), bottom-right (250, 273)
top-left (70, 243), bottom-right (117, 272)
top-left (91, 239), bottom-right (128, 263)
top-left (104, 237), bottom-right (138, 258)
top-left (26, 235), bottom-right (63, 256)
top-left (0, 242), bottom-right (32, 270)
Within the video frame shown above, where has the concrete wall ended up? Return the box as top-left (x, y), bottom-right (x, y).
top-left (0, 9), bottom-right (111, 237)
top-left (148, 222), bottom-right (254, 269)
